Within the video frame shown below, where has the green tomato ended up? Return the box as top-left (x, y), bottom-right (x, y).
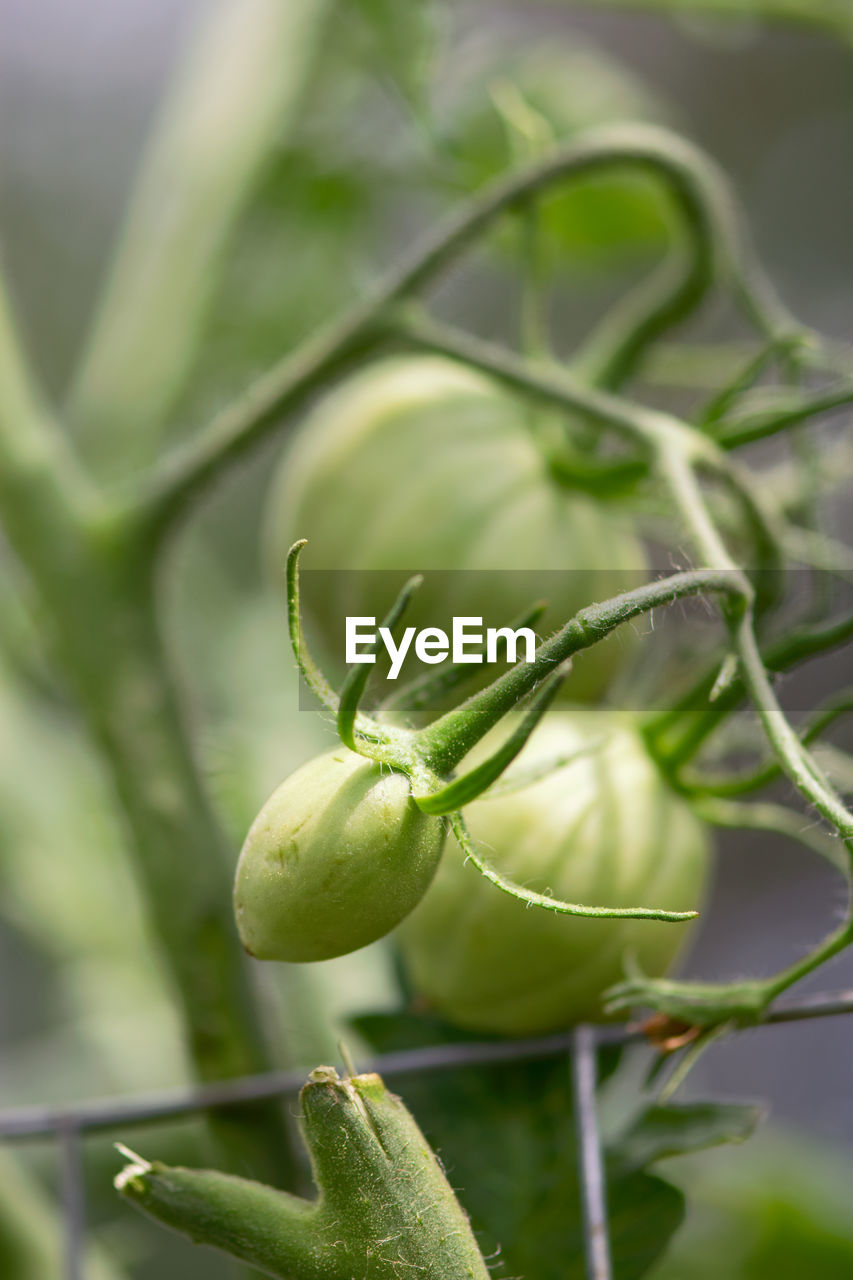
top-left (265, 357), bottom-right (647, 702)
top-left (234, 747), bottom-right (445, 962)
top-left (397, 711), bottom-right (709, 1035)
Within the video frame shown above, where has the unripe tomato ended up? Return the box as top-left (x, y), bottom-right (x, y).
top-left (397, 711), bottom-right (709, 1035)
top-left (265, 357), bottom-right (647, 702)
top-left (234, 747), bottom-right (445, 962)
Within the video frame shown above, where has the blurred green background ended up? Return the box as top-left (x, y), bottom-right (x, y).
top-left (1, 1), bottom-right (853, 1276)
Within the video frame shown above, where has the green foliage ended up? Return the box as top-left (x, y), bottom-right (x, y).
top-left (2, 3), bottom-right (853, 1274)
top-left (355, 1013), bottom-right (766, 1278)
top-left (612, 1102), bottom-right (763, 1173)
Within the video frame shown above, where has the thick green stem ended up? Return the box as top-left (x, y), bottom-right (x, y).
top-left (0, 284), bottom-right (295, 1187)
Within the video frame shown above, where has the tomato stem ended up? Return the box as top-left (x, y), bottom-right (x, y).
top-left (416, 569), bottom-right (739, 774)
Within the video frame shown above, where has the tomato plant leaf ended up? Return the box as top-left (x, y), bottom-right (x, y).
top-left (609, 1101), bottom-right (765, 1176)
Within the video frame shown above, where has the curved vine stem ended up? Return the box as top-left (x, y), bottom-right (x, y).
top-left (3, 83), bottom-right (851, 1160)
top-left (692, 795), bottom-right (848, 875)
top-left (286, 540), bottom-right (340, 717)
top-left (658, 445), bottom-right (853, 842)
top-left (136, 124), bottom-right (791, 543)
top-left (682, 691), bottom-right (853, 799)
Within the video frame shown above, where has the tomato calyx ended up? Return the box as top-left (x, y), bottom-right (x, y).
top-left (285, 538), bottom-right (700, 927)
top-left (605, 966), bottom-right (774, 1028)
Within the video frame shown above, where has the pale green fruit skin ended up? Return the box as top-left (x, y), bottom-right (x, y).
top-left (397, 711), bottom-right (709, 1035)
top-left (234, 747), bottom-right (446, 963)
top-left (265, 357), bottom-right (647, 703)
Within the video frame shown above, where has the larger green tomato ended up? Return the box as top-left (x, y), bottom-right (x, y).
top-left (265, 357), bottom-right (647, 702)
top-left (397, 711), bottom-right (709, 1035)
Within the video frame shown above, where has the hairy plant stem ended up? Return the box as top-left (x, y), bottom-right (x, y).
top-left (415, 570), bottom-right (737, 774)
top-left (657, 449), bottom-right (852, 833)
top-left (650, 446), bottom-right (853, 1013)
top-left (0, 285), bottom-right (296, 1188)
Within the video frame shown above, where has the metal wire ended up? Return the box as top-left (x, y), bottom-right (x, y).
top-left (1, 989), bottom-right (852, 1280)
top-left (572, 1025), bottom-right (613, 1280)
top-left (57, 1119), bottom-right (84, 1280)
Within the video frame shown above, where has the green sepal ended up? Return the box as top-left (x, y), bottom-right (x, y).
top-left (448, 810), bottom-right (698, 923)
top-left (286, 541), bottom-right (340, 715)
top-left (413, 657), bottom-right (571, 813)
top-left (337, 573), bottom-right (422, 750)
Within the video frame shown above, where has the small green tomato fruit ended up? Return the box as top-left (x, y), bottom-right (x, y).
top-left (397, 711), bottom-right (709, 1035)
top-left (234, 747), bottom-right (446, 963)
